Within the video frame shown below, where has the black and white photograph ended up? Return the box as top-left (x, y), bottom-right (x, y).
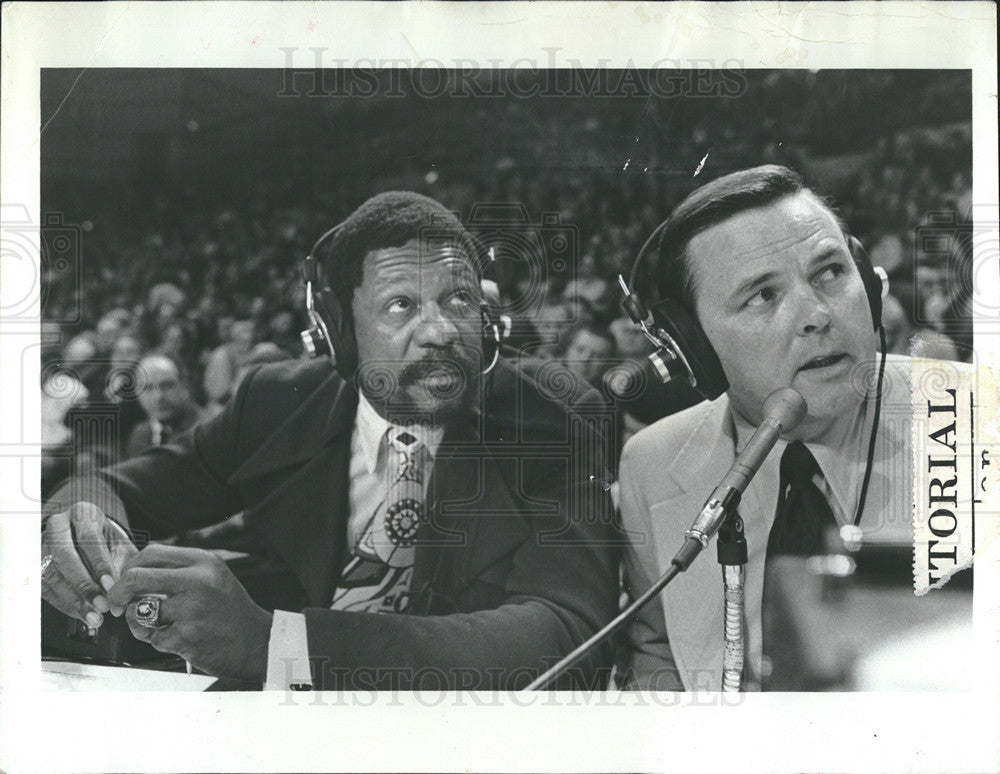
top-left (2, 3), bottom-right (998, 773)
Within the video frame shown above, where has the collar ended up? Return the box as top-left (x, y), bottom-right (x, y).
top-left (355, 392), bottom-right (445, 473)
top-left (730, 354), bottom-right (888, 521)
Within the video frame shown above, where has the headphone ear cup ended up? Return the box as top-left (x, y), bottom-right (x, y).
top-left (848, 236), bottom-right (883, 331)
top-left (479, 306), bottom-right (503, 369)
top-left (649, 297), bottom-right (729, 401)
top-left (313, 288), bottom-right (357, 378)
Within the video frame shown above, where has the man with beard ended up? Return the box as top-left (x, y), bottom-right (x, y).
top-left (41, 192), bottom-right (618, 690)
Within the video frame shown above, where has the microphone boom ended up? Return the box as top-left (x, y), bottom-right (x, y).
top-left (524, 387), bottom-right (806, 690)
top-left (672, 388), bottom-right (807, 570)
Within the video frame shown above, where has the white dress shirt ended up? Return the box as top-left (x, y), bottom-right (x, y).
top-left (730, 392), bottom-right (871, 532)
top-left (727, 394), bottom-right (874, 688)
top-left (264, 394), bottom-right (443, 690)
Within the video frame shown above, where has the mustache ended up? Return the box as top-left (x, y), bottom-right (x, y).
top-left (397, 349), bottom-right (477, 386)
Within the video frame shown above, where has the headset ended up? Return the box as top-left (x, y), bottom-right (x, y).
top-left (618, 209), bottom-right (890, 527)
top-left (300, 221), bottom-right (504, 380)
top-left (618, 223), bottom-right (888, 401)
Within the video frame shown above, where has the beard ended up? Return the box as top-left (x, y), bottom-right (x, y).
top-left (357, 346), bottom-right (481, 425)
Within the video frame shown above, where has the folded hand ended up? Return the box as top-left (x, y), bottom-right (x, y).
top-left (108, 544), bottom-right (273, 682)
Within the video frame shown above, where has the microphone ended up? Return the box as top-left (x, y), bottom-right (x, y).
top-left (671, 387), bottom-right (807, 570)
top-left (524, 387), bottom-right (806, 690)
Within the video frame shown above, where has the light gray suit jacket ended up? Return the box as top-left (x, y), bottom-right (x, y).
top-left (619, 354), bottom-right (919, 690)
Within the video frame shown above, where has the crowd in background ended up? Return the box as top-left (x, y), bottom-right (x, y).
top-left (40, 70), bottom-right (975, 496)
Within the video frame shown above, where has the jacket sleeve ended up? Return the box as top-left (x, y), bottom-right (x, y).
top-left (44, 367), bottom-right (259, 542)
top-left (303, 600), bottom-right (608, 691)
top-left (618, 437), bottom-right (684, 690)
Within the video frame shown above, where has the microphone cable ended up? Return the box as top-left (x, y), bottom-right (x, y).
top-left (525, 562), bottom-right (683, 690)
top-left (853, 326), bottom-right (887, 527)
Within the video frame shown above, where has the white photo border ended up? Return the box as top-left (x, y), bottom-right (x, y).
top-left (2, 2), bottom-right (998, 772)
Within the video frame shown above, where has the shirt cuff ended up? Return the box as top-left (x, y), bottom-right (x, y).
top-left (264, 610), bottom-right (313, 690)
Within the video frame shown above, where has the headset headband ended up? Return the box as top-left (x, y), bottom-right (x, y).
top-left (618, 200), bottom-right (887, 401)
top-left (299, 218), bottom-right (505, 378)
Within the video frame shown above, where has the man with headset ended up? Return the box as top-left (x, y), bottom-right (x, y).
top-left (41, 191), bottom-right (619, 690)
top-left (619, 165), bottom-right (918, 691)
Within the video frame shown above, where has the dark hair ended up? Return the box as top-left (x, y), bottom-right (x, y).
top-left (656, 164), bottom-right (841, 312)
top-left (557, 319), bottom-right (617, 358)
top-left (321, 191), bottom-right (478, 319)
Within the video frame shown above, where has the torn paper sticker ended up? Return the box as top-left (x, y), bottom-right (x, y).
top-left (912, 357), bottom-right (1000, 593)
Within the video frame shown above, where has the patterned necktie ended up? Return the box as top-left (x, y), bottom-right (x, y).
top-left (331, 428), bottom-right (427, 613)
top-left (761, 441), bottom-right (838, 689)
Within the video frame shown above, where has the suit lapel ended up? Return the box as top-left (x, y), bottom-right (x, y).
top-left (412, 413), bottom-right (528, 607)
top-left (649, 397), bottom-right (753, 690)
top-left (230, 374), bottom-right (358, 607)
top-left (230, 377), bottom-right (357, 483)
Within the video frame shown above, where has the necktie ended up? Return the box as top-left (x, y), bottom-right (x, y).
top-left (766, 442), bottom-right (836, 558)
top-left (760, 441), bottom-right (838, 689)
top-left (331, 429), bottom-right (427, 613)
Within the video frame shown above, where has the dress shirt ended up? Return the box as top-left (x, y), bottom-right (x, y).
top-left (265, 393), bottom-right (443, 690)
top-left (727, 397), bottom-right (869, 688)
top-left (730, 394), bottom-right (870, 533)
top-left (149, 418), bottom-right (165, 447)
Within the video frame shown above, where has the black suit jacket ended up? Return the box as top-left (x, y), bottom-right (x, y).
top-left (51, 358), bottom-right (620, 689)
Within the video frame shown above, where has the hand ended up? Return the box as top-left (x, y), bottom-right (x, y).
top-left (41, 502), bottom-right (138, 627)
top-left (108, 544), bottom-right (273, 682)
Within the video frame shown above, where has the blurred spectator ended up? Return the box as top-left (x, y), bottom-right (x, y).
top-left (882, 292), bottom-right (960, 361)
top-left (41, 371), bottom-right (90, 498)
top-left (868, 232), bottom-right (906, 276)
top-left (149, 318), bottom-right (200, 397)
top-left (562, 277), bottom-right (618, 327)
top-left (63, 333), bottom-right (97, 362)
top-left (147, 282), bottom-right (187, 313)
top-left (200, 341), bottom-right (296, 422)
top-left (101, 332), bottom-right (150, 448)
top-left (94, 308), bottom-right (134, 355)
top-left (125, 353), bottom-right (203, 458)
top-left (40, 68), bottom-right (973, 466)
top-left (235, 342), bottom-right (294, 385)
top-left (914, 262), bottom-right (952, 329)
top-left (528, 301), bottom-right (575, 358)
top-left (203, 318), bottom-right (257, 411)
top-left (608, 315), bottom-right (649, 361)
top-left (110, 333), bottom-right (143, 364)
top-left (558, 320), bottom-right (617, 390)
top-left (267, 309), bottom-right (302, 357)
